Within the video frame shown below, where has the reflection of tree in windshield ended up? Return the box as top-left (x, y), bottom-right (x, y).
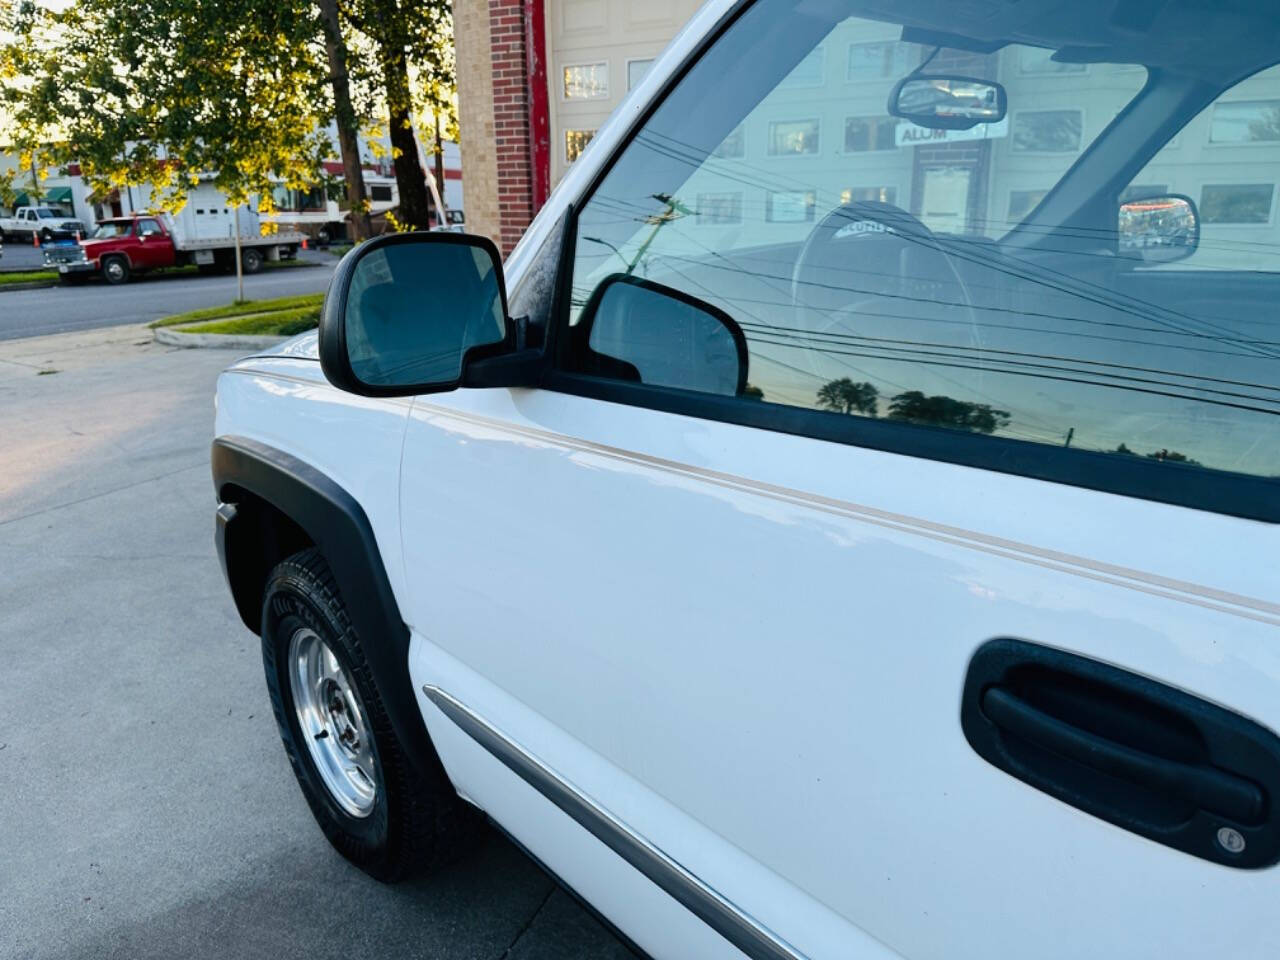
top-left (817, 378), bottom-right (878, 415)
top-left (1113, 443), bottom-right (1201, 466)
top-left (888, 391), bottom-right (1010, 434)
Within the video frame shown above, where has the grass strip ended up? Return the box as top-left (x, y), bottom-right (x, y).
top-left (0, 270), bottom-right (57, 286)
top-left (151, 292), bottom-right (324, 328)
top-left (178, 305), bottom-right (321, 337)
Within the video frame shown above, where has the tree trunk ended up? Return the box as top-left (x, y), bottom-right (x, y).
top-left (383, 47), bottom-right (433, 231)
top-left (433, 113), bottom-right (447, 220)
top-left (316, 0), bottom-right (370, 242)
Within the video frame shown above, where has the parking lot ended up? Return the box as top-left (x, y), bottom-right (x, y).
top-left (0, 325), bottom-right (636, 960)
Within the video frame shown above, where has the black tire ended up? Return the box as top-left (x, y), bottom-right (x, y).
top-left (101, 255), bottom-right (130, 285)
top-left (261, 548), bottom-right (473, 882)
top-left (40, 228), bottom-right (53, 244)
top-left (241, 248), bottom-right (264, 274)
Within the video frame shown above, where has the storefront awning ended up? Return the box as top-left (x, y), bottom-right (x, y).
top-left (45, 186), bottom-right (73, 204)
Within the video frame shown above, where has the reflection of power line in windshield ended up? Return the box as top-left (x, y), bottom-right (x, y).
top-left (743, 332), bottom-right (1280, 417)
top-left (737, 323), bottom-right (1280, 408)
top-left (618, 130), bottom-right (1280, 358)
top-left (636, 246), bottom-right (1280, 352)
top-left (734, 320), bottom-right (1280, 393)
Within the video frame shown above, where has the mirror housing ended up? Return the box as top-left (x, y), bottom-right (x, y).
top-left (888, 75), bottom-right (1007, 130)
top-left (319, 232), bottom-right (519, 397)
top-left (575, 274), bottom-right (749, 397)
top-left (1118, 193), bottom-right (1200, 264)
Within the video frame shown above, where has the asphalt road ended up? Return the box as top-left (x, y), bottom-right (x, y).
top-left (0, 326), bottom-right (638, 960)
top-left (0, 249), bottom-right (337, 342)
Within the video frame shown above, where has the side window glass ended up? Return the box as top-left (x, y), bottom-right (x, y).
top-left (138, 218), bottom-right (161, 236)
top-left (567, 0), bottom-right (1280, 481)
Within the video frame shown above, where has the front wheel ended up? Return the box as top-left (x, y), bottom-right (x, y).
top-left (241, 248), bottom-right (263, 274)
top-left (101, 256), bottom-right (130, 285)
top-left (260, 548), bottom-right (473, 882)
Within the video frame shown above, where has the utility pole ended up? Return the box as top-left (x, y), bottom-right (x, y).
top-left (234, 206), bottom-right (244, 302)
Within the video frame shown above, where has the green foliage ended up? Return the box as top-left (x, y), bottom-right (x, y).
top-left (0, 269), bottom-right (56, 285)
top-left (151, 291), bottom-right (324, 327)
top-left (180, 305), bottom-right (320, 336)
top-left (1, 0), bottom-right (332, 209)
top-left (886, 390), bottom-right (1011, 434)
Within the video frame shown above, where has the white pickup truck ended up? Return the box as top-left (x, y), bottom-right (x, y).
top-left (0, 205), bottom-right (86, 244)
top-left (211, 1), bottom-right (1280, 957)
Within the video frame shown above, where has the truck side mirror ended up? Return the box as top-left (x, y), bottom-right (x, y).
top-left (1118, 193), bottom-right (1200, 264)
top-left (319, 232), bottom-right (511, 397)
top-left (573, 274), bottom-right (749, 397)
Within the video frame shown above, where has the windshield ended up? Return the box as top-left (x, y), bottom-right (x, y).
top-left (35, 208), bottom-right (59, 219)
top-left (570, 0), bottom-right (1280, 480)
top-left (91, 222), bottom-right (133, 239)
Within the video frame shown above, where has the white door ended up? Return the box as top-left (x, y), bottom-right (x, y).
top-left (400, 4), bottom-right (1280, 958)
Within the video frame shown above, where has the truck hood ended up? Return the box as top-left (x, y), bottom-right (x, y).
top-left (255, 330), bottom-right (320, 361)
top-left (79, 237), bottom-right (129, 256)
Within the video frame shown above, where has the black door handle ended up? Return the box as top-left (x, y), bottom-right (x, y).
top-left (982, 686), bottom-right (1263, 824)
top-left (962, 639), bottom-right (1280, 868)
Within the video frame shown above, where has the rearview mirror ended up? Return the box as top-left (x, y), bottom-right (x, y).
top-left (319, 232), bottom-right (510, 396)
top-left (1119, 194), bottom-right (1200, 264)
top-left (575, 274), bottom-right (748, 396)
top-left (888, 75), bottom-right (1007, 130)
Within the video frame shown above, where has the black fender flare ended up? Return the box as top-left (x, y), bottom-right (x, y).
top-left (212, 435), bottom-right (437, 781)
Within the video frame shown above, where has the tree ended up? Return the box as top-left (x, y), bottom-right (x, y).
top-left (816, 378), bottom-right (879, 416)
top-left (1, 0), bottom-right (333, 215)
top-left (887, 391), bottom-right (1010, 434)
top-left (342, 0), bottom-right (453, 230)
top-left (315, 0), bottom-right (372, 239)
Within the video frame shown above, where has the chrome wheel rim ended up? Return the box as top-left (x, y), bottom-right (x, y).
top-left (105, 261), bottom-right (124, 281)
top-left (288, 628), bottom-right (378, 818)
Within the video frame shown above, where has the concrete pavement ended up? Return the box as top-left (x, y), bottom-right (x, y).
top-left (0, 326), bottom-right (637, 960)
top-left (0, 251), bottom-right (336, 342)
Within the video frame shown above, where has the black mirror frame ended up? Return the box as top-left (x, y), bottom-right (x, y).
top-left (318, 230), bottom-right (512, 398)
top-left (887, 74), bottom-right (1009, 131)
top-left (1118, 191), bottom-right (1201, 265)
top-left (573, 273), bottom-right (750, 397)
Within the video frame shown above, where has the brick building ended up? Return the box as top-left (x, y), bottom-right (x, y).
top-left (455, 0), bottom-right (701, 253)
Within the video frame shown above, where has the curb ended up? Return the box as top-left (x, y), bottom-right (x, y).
top-left (0, 281), bottom-right (57, 292)
top-left (153, 326), bottom-right (290, 350)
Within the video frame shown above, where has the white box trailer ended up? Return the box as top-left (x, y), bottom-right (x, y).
top-left (165, 183), bottom-right (306, 259)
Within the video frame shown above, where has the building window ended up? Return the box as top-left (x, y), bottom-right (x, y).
top-left (846, 41), bottom-right (911, 80)
top-left (781, 46), bottom-right (824, 87)
top-left (1018, 47), bottom-right (1087, 74)
top-left (1200, 184), bottom-right (1274, 223)
top-left (844, 116), bottom-right (898, 152)
top-left (696, 192), bottom-right (743, 225)
top-left (627, 59), bottom-right (654, 91)
top-left (1008, 189), bottom-right (1049, 221)
top-left (1209, 100), bottom-right (1280, 143)
top-left (563, 62), bottom-right (608, 100)
top-left (841, 186), bottom-right (897, 205)
top-left (1012, 110), bottom-right (1083, 153)
top-left (369, 185), bottom-right (394, 203)
top-left (565, 129), bottom-right (597, 163)
top-left (712, 125), bottom-right (745, 159)
top-left (767, 119), bottom-right (820, 156)
top-left (766, 190), bottom-right (816, 222)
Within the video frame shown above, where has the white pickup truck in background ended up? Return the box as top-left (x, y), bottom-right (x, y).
top-left (0, 205), bottom-right (87, 244)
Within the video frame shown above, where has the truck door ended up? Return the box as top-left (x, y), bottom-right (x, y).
top-left (398, 3), bottom-right (1280, 958)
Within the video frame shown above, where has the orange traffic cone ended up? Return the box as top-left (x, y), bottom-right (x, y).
top-left (33, 232), bottom-right (39, 248)
top-left (301, 237), bottom-right (309, 250)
